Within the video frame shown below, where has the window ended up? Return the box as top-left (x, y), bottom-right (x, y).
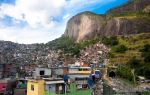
top-left (31, 85), bottom-right (34, 91)
top-left (79, 68), bottom-right (82, 71)
top-left (40, 70), bottom-right (45, 75)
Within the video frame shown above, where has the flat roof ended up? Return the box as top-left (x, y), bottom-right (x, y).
top-left (45, 80), bottom-right (64, 84)
top-left (69, 67), bottom-right (91, 69)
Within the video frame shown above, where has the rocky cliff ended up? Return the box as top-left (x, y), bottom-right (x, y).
top-left (64, 12), bottom-right (106, 42)
top-left (64, 0), bottom-right (150, 42)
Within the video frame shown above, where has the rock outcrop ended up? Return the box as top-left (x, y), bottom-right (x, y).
top-left (64, 12), bottom-right (106, 42)
top-left (104, 17), bottom-right (150, 36)
top-left (64, 0), bottom-right (150, 42)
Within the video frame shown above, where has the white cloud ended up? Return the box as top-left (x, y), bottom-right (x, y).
top-left (0, 0), bottom-right (66, 28)
top-left (0, 24), bottom-right (66, 44)
top-left (0, 0), bottom-right (115, 44)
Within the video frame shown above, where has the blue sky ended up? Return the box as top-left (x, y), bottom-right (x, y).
top-left (0, 0), bottom-right (128, 44)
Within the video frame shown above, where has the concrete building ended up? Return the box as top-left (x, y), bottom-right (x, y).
top-left (27, 78), bottom-right (66, 95)
top-left (68, 67), bottom-right (91, 79)
top-left (52, 67), bottom-right (68, 76)
top-left (0, 64), bottom-right (4, 79)
top-left (69, 67), bottom-right (91, 74)
top-left (27, 80), bottom-right (45, 95)
top-left (75, 77), bottom-right (88, 90)
top-left (45, 78), bottom-right (66, 94)
top-left (33, 67), bottom-right (51, 78)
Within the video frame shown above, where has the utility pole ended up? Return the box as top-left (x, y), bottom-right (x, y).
top-left (131, 69), bottom-right (136, 85)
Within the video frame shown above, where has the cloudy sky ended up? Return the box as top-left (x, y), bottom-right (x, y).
top-left (0, 0), bottom-right (128, 44)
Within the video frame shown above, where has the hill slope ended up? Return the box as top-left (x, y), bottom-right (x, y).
top-left (108, 33), bottom-right (150, 80)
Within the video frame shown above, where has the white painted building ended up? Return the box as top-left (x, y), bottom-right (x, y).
top-left (45, 79), bottom-right (65, 94)
top-left (33, 67), bottom-right (51, 78)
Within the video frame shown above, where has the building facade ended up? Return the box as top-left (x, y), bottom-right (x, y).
top-left (27, 80), bottom-right (45, 95)
top-left (33, 68), bottom-right (51, 78)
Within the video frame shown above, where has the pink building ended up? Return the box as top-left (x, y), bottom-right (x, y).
top-left (0, 81), bottom-right (7, 94)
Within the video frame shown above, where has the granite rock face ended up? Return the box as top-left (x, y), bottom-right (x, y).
top-left (64, 12), bottom-right (105, 42)
top-left (64, 13), bottom-right (150, 42)
top-left (64, 0), bottom-right (150, 42)
top-left (104, 17), bottom-right (150, 36)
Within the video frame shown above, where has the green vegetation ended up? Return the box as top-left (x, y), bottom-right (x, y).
top-left (46, 36), bottom-right (79, 55)
top-left (116, 65), bottom-right (134, 82)
top-left (46, 36), bottom-right (74, 50)
top-left (101, 36), bottom-right (119, 46)
top-left (46, 36), bottom-right (119, 56)
top-left (137, 44), bottom-right (150, 79)
top-left (109, 33), bottom-right (150, 64)
top-left (143, 92), bottom-right (150, 95)
top-left (107, 33), bottom-right (150, 82)
top-left (127, 57), bottom-right (141, 69)
top-left (61, 83), bottom-right (91, 95)
top-left (113, 44), bottom-right (128, 53)
top-left (140, 44), bottom-right (150, 63)
top-left (108, 4), bottom-right (150, 21)
top-left (114, 10), bottom-right (150, 18)
top-left (46, 36), bottom-right (102, 56)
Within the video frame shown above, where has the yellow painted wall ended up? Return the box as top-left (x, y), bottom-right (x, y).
top-left (27, 80), bottom-right (45, 95)
top-left (70, 71), bottom-right (91, 74)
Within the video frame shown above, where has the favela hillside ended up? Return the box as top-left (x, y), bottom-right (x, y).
top-left (0, 0), bottom-right (150, 95)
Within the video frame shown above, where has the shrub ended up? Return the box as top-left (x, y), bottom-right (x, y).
top-left (127, 57), bottom-right (141, 69)
top-left (140, 44), bottom-right (150, 63)
top-left (116, 65), bottom-right (134, 81)
top-left (138, 64), bottom-right (150, 79)
top-left (143, 52), bottom-right (150, 63)
top-left (108, 52), bottom-right (115, 58)
top-left (102, 36), bottom-right (118, 46)
top-left (114, 44), bottom-right (128, 53)
top-left (140, 44), bottom-right (150, 52)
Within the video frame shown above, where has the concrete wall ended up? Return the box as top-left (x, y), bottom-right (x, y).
top-left (45, 84), bottom-right (56, 93)
top-left (34, 68), bottom-right (51, 78)
top-left (54, 69), bottom-right (64, 75)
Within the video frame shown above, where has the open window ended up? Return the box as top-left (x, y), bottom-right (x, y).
top-left (31, 85), bottom-right (34, 91)
top-left (40, 70), bottom-right (45, 75)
